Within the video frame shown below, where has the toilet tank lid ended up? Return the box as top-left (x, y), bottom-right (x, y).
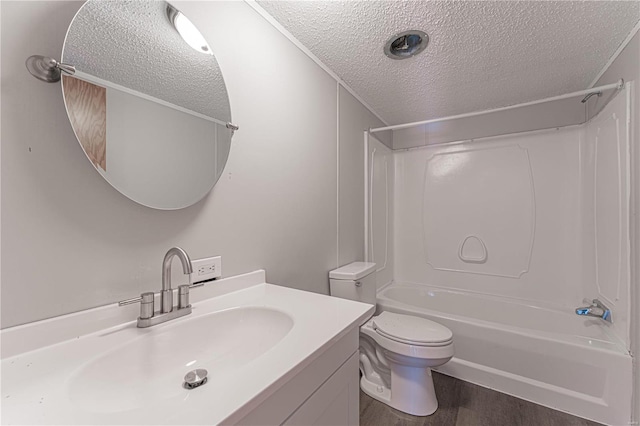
top-left (329, 262), bottom-right (377, 280)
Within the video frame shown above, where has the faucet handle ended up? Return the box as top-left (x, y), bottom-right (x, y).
top-left (139, 292), bottom-right (155, 319)
top-left (178, 285), bottom-right (190, 309)
top-left (118, 292), bottom-right (155, 320)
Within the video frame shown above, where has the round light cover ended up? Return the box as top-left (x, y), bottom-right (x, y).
top-left (167, 5), bottom-right (213, 55)
top-left (384, 30), bottom-right (429, 60)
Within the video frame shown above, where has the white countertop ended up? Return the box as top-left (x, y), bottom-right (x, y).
top-left (1, 271), bottom-right (374, 425)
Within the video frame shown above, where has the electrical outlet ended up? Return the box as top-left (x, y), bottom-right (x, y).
top-left (190, 256), bottom-right (222, 283)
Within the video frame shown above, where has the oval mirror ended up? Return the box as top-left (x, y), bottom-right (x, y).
top-left (61, 0), bottom-right (234, 209)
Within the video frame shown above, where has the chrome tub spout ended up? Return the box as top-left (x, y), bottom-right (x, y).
top-left (575, 299), bottom-right (611, 322)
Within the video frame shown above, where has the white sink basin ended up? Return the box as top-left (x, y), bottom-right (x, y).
top-left (67, 307), bottom-right (293, 413)
top-left (1, 271), bottom-right (374, 425)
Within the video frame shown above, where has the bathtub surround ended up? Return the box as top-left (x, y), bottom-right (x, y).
top-left (580, 91), bottom-right (632, 349)
top-left (392, 126), bottom-right (584, 307)
top-left (368, 95), bottom-right (634, 424)
top-left (591, 29), bottom-right (640, 424)
top-left (0, 1), bottom-right (386, 327)
top-left (363, 66), bottom-right (635, 426)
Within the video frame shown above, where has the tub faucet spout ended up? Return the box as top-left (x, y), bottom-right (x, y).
top-left (575, 299), bottom-right (611, 322)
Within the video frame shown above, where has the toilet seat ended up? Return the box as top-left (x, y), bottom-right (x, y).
top-left (372, 311), bottom-right (453, 347)
top-left (360, 315), bottom-right (454, 362)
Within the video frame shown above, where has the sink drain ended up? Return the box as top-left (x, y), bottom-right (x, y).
top-left (184, 369), bottom-right (208, 389)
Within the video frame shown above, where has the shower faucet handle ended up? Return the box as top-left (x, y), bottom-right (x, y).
top-left (592, 299), bottom-right (607, 309)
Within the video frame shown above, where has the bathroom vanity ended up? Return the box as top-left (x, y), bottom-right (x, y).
top-left (1, 271), bottom-right (373, 425)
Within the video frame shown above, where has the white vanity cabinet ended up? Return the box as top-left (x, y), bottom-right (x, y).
top-left (284, 352), bottom-right (359, 426)
top-left (233, 328), bottom-right (360, 426)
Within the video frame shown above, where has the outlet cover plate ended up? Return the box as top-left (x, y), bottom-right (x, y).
top-left (191, 256), bottom-right (221, 282)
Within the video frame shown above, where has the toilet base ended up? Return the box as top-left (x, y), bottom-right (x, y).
top-left (360, 365), bottom-right (438, 416)
top-left (360, 372), bottom-right (392, 406)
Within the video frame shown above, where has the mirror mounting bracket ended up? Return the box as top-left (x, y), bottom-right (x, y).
top-left (25, 55), bottom-right (75, 83)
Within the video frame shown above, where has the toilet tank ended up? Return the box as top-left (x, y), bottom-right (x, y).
top-left (329, 262), bottom-right (377, 305)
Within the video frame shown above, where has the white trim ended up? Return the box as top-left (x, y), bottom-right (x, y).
top-left (370, 80), bottom-right (624, 134)
top-left (336, 82), bottom-right (340, 268)
top-left (71, 71), bottom-right (229, 127)
top-left (589, 21), bottom-right (640, 89)
top-left (369, 147), bottom-right (376, 265)
top-left (364, 131), bottom-right (370, 262)
top-left (627, 80), bottom-right (639, 426)
top-left (625, 82), bottom-right (632, 348)
top-left (244, 0), bottom-right (389, 127)
top-left (0, 0), bottom-right (3, 331)
top-left (368, 142), bottom-right (390, 273)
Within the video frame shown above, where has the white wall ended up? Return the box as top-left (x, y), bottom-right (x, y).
top-left (337, 86), bottom-right (389, 268)
top-left (393, 126), bottom-right (583, 308)
top-left (1, 1), bottom-right (382, 328)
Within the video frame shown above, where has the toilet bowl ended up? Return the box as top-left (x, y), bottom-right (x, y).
top-left (329, 262), bottom-right (454, 416)
top-left (359, 311), bottom-right (453, 415)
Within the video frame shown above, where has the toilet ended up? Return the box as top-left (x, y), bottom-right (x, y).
top-left (329, 262), bottom-right (454, 416)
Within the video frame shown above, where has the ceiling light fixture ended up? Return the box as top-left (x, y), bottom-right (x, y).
top-left (166, 5), bottom-right (212, 55)
top-left (384, 30), bottom-right (429, 60)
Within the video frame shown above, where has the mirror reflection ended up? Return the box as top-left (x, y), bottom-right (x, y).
top-left (61, 0), bottom-right (233, 209)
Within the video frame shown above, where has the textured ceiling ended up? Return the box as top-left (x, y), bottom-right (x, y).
top-left (258, 1), bottom-right (640, 125)
top-left (63, 0), bottom-right (230, 121)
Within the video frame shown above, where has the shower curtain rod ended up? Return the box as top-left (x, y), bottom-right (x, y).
top-left (369, 79), bottom-right (624, 134)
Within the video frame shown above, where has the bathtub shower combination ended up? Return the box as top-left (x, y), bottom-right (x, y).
top-left (365, 82), bottom-right (634, 425)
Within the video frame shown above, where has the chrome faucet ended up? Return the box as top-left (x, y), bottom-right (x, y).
top-left (161, 247), bottom-right (193, 313)
top-left (575, 299), bottom-right (612, 322)
top-left (119, 247), bottom-right (195, 328)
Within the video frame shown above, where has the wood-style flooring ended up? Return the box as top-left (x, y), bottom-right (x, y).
top-left (359, 372), bottom-right (603, 426)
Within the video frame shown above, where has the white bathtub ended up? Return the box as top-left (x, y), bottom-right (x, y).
top-left (376, 282), bottom-right (632, 426)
